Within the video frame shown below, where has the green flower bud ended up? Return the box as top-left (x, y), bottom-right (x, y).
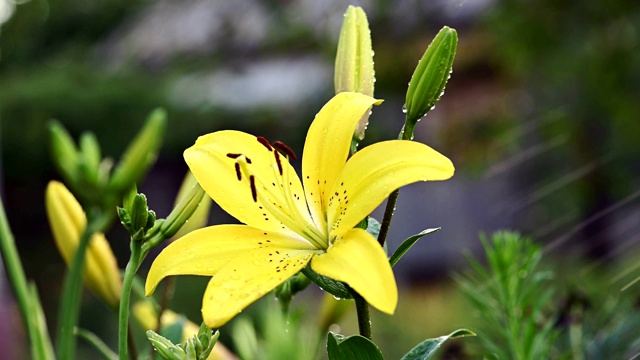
top-left (146, 330), bottom-right (187, 360)
top-left (109, 108), bottom-right (167, 195)
top-left (143, 183), bottom-right (206, 249)
top-left (334, 5), bottom-right (374, 141)
top-left (49, 120), bottom-right (80, 185)
top-left (404, 26), bottom-right (458, 137)
top-left (170, 172), bottom-right (212, 241)
top-left (119, 192), bottom-right (157, 240)
top-left (78, 132), bottom-right (102, 186)
top-left (158, 183), bottom-right (206, 240)
top-left (130, 194), bottom-right (150, 233)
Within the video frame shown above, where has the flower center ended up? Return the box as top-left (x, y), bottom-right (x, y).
top-left (225, 138), bottom-right (328, 249)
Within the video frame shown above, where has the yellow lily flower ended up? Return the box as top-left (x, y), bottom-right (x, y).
top-left (145, 92), bottom-right (454, 327)
top-left (45, 181), bottom-right (121, 307)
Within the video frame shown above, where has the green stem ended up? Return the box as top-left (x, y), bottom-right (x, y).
top-left (57, 223), bottom-right (95, 359)
top-left (377, 125), bottom-right (413, 248)
top-left (0, 198), bottom-right (55, 360)
top-left (119, 241), bottom-right (143, 360)
top-left (353, 292), bottom-right (372, 340)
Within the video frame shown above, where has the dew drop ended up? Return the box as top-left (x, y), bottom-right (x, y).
top-left (402, 105), bottom-right (407, 113)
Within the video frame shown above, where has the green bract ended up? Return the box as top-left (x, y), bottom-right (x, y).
top-left (404, 26), bottom-right (458, 134)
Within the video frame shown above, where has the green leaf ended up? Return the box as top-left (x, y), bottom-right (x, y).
top-left (74, 327), bottom-right (118, 360)
top-left (389, 228), bottom-right (440, 267)
top-left (401, 329), bottom-right (475, 360)
top-left (327, 332), bottom-right (384, 360)
top-left (365, 217), bottom-right (381, 240)
top-left (301, 265), bottom-right (352, 299)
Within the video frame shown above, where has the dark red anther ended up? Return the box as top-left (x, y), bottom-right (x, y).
top-left (234, 163), bottom-right (242, 181)
top-left (257, 136), bottom-right (273, 151)
top-left (245, 156), bottom-right (252, 164)
top-left (273, 141), bottom-right (297, 160)
top-left (249, 175), bottom-right (258, 202)
top-left (274, 150), bottom-right (283, 176)
top-left (227, 153), bottom-right (242, 159)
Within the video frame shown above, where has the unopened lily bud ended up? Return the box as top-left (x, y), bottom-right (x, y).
top-left (78, 132), bottom-right (102, 187)
top-left (146, 330), bottom-right (187, 360)
top-left (170, 172), bottom-right (212, 241)
top-left (145, 182), bottom-right (205, 247)
top-left (119, 192), bottom-right (156, 241)
top-left (334, 5), bottom-right (374, 141)
top-left (109, 108), bottom-right (167, 195)
top-left (49, 121), bottom-right (80, 185)
top-left (404, 26), bottom-right (458, 136)
top-left (134, 302), bottom-right (228, 360)
top-left (45, 181), bottom-right (121, 307)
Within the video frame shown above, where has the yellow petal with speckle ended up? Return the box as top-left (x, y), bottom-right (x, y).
top-left (202, 246), bottom-right (315, 328)
top-left (145, 225), bottom-right (315, 295)
top-left (311, 228), bottom-right (397, 314)
top-left (185, 131), bottom-right (314, 235)
top-left (327, 140), bottom-right (454, 236)
top-left (302, 92), bottom-right (381, 233)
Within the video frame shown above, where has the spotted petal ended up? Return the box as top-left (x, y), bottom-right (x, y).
top-left (327, 140), bottom-right (454, 235)
top-left (185, 131), bottom-right (313, 234)
top-left (202, 246), bottom-right (315, 327)
top-left (311, 228), bottom-right (397, 314)
top-left (302, 92), bottom-right (382, 233)
top-left (145, 225), bottom-right (315, 295)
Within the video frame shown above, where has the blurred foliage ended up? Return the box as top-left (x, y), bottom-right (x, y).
top-left (483, 0), bottom-right (640, 256)
top-left (455, 231), bottom-right (640, 359)
top-left (455, 232), bottom-right (561, 359)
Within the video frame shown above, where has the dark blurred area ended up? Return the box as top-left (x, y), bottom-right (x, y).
top-left (1, 0), bottom-right (639, 357)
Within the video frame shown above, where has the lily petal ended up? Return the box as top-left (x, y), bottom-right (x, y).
top-left (311, 228), bottom-right (397, 314)
top-left (302, 92), bottom-right (381, 232)
top-left (145, 225), bottom-right (315, 295)
top-left (185, 130), bottom-right (313, 234)
top-left (202, 247), bottom-right (315, 327)
top-left (327, 140), bottom-right (454, 235)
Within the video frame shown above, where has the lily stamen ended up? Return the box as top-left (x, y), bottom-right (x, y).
top-left (273, 141), bottom-right (297, 160)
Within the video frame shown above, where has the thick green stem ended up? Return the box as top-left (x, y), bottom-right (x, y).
top-left (353, 293), bottom-right (372, 340)
top-left (377, 126), bottom-right (413, 248)
top-left (57, 224), bottom-right (94, 359)
top-left (119, 242), bottom-right (143, 360)
top-left (0, 198), bottom-right (55, 360)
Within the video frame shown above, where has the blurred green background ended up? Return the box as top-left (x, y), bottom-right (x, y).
top-left (1, 0), bottom-right (639, 358)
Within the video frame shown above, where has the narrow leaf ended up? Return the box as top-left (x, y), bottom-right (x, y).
top-left (401, 329), bottom-right (475, 360)
top-left (74, 327), bottom-right (118, 360)
top-left (302, 266), bottom-right (352, 299)
top-left (389, 228), bottom-right (440, 267)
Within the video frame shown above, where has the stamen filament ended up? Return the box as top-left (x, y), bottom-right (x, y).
top-left (235, 158), bottom-right (326, 248)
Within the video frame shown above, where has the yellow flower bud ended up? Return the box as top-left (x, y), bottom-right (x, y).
top-left (45, 181), bottom-right (121, 307)
top-left (334, 5), bottom-right (375, 141)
